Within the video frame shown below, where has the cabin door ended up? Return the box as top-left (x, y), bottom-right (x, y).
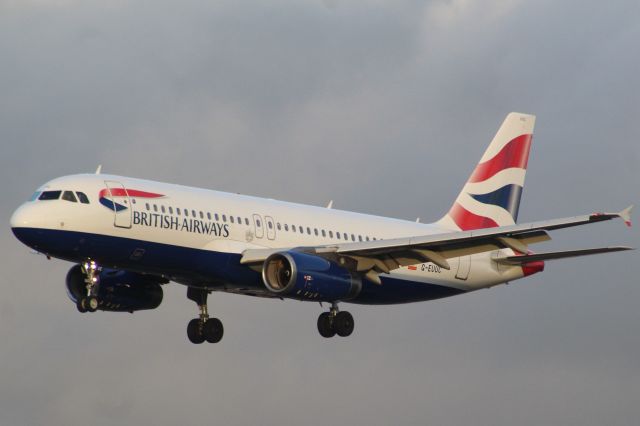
top-left (104, 181), bottom-right (132, 229)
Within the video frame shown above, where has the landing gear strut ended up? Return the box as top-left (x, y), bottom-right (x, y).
top-left (186, 288), bottom-right (223, 344)
top-left (317, 302), bottom-right (354, 338)
top-left (77, 260), bottom-right (100, 313)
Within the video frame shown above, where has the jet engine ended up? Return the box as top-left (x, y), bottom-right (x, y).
top-left (262, 251), bottom-right (361, 301)
top-left (66, 264), bottom-right (164, 312)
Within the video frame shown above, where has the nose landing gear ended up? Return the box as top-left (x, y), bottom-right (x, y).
top-left (317, 302), bottom-right (354, 338)
top-left (186, 287), bottom-right (224, 344)
top-left (77, 260), bottom-right (100, 313)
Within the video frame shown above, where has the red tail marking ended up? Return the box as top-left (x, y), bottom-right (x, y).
top-left (468, 134), bottom-right (532, 183)
top-left (449, 203), bottom-right (499, 231)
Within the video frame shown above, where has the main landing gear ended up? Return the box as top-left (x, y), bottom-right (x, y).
top-left (317, 302), bottom-right (354, 338)
top-left (76, 260), bottom-right (100, 313)
top-left (186, 287), bottom-right (224, 344)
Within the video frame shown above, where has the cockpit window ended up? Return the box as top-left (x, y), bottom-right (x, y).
top-left (62, 191), bottom-right (78, 203)
top-left (76, 192), bottom-right (90, 204)
top-left (39, 191), bottom-right (61, 200)
top-left (29, 191), bottom-right (42, 201)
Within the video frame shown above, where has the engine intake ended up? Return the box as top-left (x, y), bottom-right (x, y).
top-left (262, 251), bottom-right (361, 301)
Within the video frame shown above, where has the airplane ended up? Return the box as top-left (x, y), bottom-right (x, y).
top-left (10, 112), bottom-right (634, 344)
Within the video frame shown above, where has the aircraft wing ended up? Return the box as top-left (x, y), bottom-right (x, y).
top-left (240, 206), bottom-right (633, 283)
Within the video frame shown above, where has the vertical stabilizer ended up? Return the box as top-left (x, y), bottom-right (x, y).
top-left (438, 112), bottom-right (536, 231)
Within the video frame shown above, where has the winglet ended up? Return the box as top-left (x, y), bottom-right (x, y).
top-left (620, 205), bottom-right (633, 227)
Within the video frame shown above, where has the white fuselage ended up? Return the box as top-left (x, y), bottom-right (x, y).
top-left (11, 173), bottom-right (528, 304)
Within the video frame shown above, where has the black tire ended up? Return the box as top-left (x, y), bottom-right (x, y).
top-left (317, 312), bottom-right (336, 338)
top-left (334, 311), bottom-right (354, 337)
top-left (187, 318), bottom-right (205, 344)
top-left (76, 298), bottom-right (87, 313)
top-left (203, 318), bottom-right (224, 343)
top-left (86, 296), bottom-right (99, 312)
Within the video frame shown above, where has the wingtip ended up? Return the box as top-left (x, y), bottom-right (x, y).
top-left (620, 205), bottom-right (633, 228)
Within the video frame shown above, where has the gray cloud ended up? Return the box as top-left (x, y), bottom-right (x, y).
top-left (1, 1), bottom-right (639, 425)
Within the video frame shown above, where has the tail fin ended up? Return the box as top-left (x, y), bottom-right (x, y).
top-left (438, 112), bottom-right (536, 231)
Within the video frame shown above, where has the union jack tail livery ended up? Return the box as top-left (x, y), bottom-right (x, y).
top-left (439, 112), bottom-right (535, 231)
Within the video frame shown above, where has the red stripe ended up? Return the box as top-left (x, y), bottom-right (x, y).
top-left (468, 134), bottom-right (532, 183)
top-left (449, 203), bottom-right (499, 231)
top-left (99, 188), bottom-right (164, 198)
top-left (408, 265), bottom-right (417, 270)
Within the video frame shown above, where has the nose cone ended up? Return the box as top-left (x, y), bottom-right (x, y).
top-left (10, 204), bottom-right (31, 229)
top-left (10, 204), bottom-right (40, 248)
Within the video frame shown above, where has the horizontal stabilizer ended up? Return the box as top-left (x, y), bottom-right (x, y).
top-left (495, 246), bottom-right (633, 265)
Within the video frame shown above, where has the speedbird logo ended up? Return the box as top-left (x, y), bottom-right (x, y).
top-left (98, 188), bottom-right (164, 211)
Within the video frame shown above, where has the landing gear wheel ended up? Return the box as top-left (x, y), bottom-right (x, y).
top-left (85, 296), bottom-right (99, 312)
top-left (334, 311), bottom-right (354, 337)
top-left (203, 318), bottom-right (224, 343)
top-left (76, 298), bottom-right (87, 313)
top-left (187, 318), bottom-right (205, 344)
top-left (317, 312), bottom-right (336, 338)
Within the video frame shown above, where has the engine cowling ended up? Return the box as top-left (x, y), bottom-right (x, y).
top-left (66, 265), bottom-right (164, 312)
top-left (262, 251), bottom-right (361, 301)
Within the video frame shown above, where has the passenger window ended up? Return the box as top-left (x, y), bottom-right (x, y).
top-left (292, 225), bottom-right (296, 233)
top-left (192, 210), bottom-right (196, 217)
top-left (358, 235), bottom-right (363, 242)
top-left (207, 212), bottom-right (211, 220)
top-left (336, 232), bottom-right (341, 240)
top-left (169, 206), bottom-right (173, 214)
top-left (222, 215), bottom-right (227, 222)
top-left (256, 219), bottom-right (261, 227)
top-left (153, 204), bottom-right (158, 212)
top-left (237, 217), bottom-right (242, 224)
top-left (343, 232), bottom-right (348, 240)
top-left (39, 191), bottom-right (61, 200)
top-left (176, 208), bottom-right (181, 216)
top-left (76, 192), bottom-right (90, 204)
top-left (366, 236), bottom-right (370, 241)
top-left (284, 224), bottom-right (289, 231)
top-left (277, 223), bottom-right (281, 231)
top-left (268, 221), bottom-right (273, 229)
top-left (62, 191), bottom-right (77, 202)
top-left (351, 234), bottom-right (355, 241)
top-left (314, 228), bottom-right (318, 236)
top-left (131, 198), bottom-right (136, 204)
top-left (299, 226), bottom-right (303, 233)
top-left (230, 216), bottom-right (235, 223)
top-left (245, 218), bottom-right (250, 225)
top-left (329, 231), bottom-right (333, 238)
top-left (161, 205), bottom-right (166, 213)
top-left (199, 211), bottom-right (204, 219)
top-left (306, 227), bottom-right (311, 234)
top-left (145, 203), bottom-right (150, 211)
top-left (184, 209), bottom-right (189, 217)
top-left (215, 213), bottom-right (219, 221)
top-left (322, 230), bottom-right (326, 237)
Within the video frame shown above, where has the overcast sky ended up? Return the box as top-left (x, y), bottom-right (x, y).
top-left (1, 1), bottom-right (639, 425)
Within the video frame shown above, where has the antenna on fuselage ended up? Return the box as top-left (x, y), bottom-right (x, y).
top-left (326, 200), bottom-right (333, 209)
top-left (416, 217), bottom-right (420, 223)
top-left (95, 165), bottom-right (102, 174)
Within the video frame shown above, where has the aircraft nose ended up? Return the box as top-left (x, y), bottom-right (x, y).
top-left (10, 204), bottom-right (41, 248)
top-left (10, 204), bottom-right (34, 229)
